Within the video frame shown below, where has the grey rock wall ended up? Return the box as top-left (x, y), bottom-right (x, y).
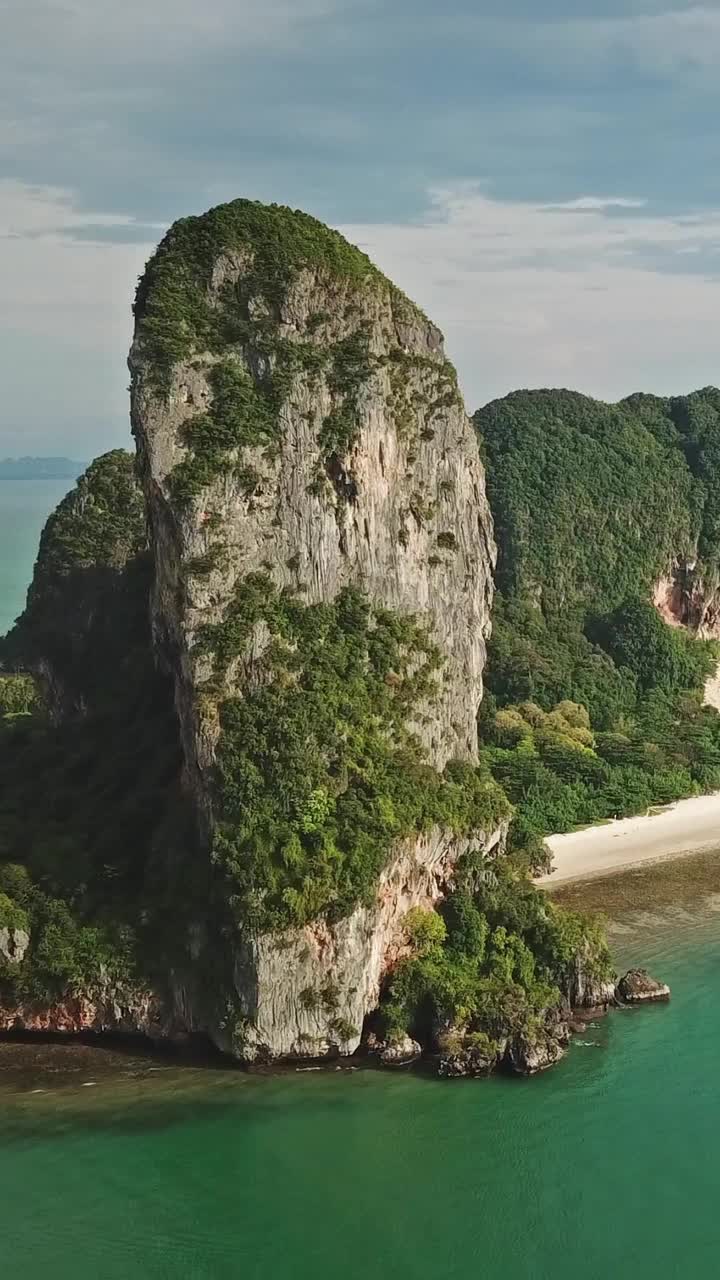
top-left (130, 207), bottom-right (500, 1059)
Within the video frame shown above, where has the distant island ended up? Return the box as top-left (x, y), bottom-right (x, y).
top-left (0, 457), bottom-right (85, 480)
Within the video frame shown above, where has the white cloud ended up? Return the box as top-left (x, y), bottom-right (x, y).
top-left (3, 178), bottom-right (720, 455)
top-left (0, 182), bottom-right (156, 452)
top-left (0, 180), bottom-right (162, 238)
top-left (339, 184), bottom-right (720, 407)
top-left (544, 197), bottom-right (647, 211)
top-left (0, 0), bottom-right (359, 184)
top-left (0, 182), bottom-right (155, 332)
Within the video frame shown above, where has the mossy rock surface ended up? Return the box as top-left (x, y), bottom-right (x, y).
top-left (133, 198), bottom-right (422, 388)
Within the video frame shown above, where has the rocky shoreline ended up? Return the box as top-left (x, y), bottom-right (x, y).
top-left (0, 911), bottom-right (670, 1080)
top-left (0, 968), bottom-right (669, 1082)
top-left (370, 967), bottom-right (671, 1078)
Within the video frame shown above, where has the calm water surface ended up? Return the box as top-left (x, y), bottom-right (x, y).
top-left (1, 903), bottom-right (718, 1279)
top-left (0, 477), bottom-right (74, 634)
top-left (1, 479), bottom-right (720, 1278)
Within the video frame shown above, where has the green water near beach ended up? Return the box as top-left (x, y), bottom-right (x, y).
top-left (1, 477), bottom-right (720, 1278)
top-left (0, 901), bottom-right (718, 1279)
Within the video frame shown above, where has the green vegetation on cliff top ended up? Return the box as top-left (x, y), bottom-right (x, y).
top-left (479, 390), bottom-right (688, 612)
top-left (477, 387), bottom-right (720, 613)
top-left (133, 199), bottom-right (406, 385)
top-left (23, 450), bottom-right (146, 580)
top-left (133, 199), bottom-right (451, 508)
top-left (3, 452), bottom-right (149, 717)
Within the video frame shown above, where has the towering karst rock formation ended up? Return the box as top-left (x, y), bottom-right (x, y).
top-left (128, 200), bottom-right (504, 1059)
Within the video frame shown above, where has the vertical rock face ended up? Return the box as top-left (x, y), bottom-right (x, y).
top-left (652, 563), bottom-right (720, 712)
top-left (653, 562), bottom-right (720, 639)
top-left (130, 201), bottom-right (500, 1059)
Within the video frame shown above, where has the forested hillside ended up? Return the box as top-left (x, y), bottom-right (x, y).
top-left (474, 388), bottom-right (720, 839)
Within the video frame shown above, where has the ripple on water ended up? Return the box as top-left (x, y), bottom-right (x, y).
top-left (0, 853), bottom-right (718, 1279)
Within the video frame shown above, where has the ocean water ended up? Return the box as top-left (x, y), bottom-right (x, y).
top-left (0, 903), bottom-right (718, 1279)
top-left (0, 477), bottom-right (74, 635)
top-left (1, 479), bottom-right (720, 1278)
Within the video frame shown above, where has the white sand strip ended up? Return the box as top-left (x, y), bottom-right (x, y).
top-left (536, 791), bottom-right (720, 886)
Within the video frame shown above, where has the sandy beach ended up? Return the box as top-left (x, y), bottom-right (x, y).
top-left (536, 791), bottom-right (720, 885)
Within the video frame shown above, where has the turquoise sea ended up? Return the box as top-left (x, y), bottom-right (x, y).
top-left (0, 477), bottom-right (75, 636)
top-left (1, 479), bottom-right (720, 1279)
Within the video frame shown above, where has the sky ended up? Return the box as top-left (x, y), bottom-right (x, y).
top-left (2, 0), bottom-right (720, 457)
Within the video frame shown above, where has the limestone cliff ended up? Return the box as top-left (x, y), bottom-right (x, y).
top-left (652, 562), bottom-right (720, 641)
top-left (130, 200), bottom-right (503, 1060)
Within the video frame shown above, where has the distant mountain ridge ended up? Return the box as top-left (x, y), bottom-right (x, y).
top-left (0, 457), bottom-right (85, 480)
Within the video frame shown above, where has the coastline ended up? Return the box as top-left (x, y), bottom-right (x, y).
top-left (536, 791), bottom-right (720, 886)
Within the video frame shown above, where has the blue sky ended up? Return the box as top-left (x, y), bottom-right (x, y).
top-left (2, 0), bottom-right (720, 456)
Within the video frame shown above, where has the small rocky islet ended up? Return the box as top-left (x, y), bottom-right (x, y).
top-left (5, 197), bottom-right (716, 1084)
top-left (373, 966), bottom-right (670, 1077)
